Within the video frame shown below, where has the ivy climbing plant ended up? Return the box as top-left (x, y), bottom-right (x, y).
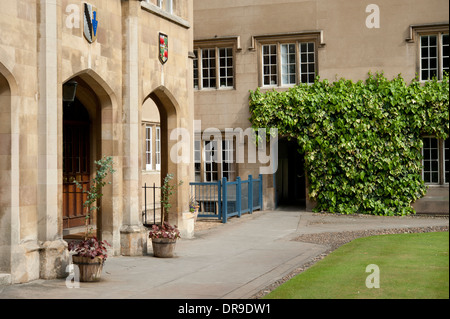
top-left (249, 73), bottom-right (449, 216)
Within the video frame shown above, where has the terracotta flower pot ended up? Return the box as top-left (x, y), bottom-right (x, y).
top-left (151, 238), bottom-right (177, 258)
top-left (72, 255), bottom-right (104, 282)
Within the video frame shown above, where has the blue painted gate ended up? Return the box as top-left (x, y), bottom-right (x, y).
top-left (189, 174), bottom-right (263, 223)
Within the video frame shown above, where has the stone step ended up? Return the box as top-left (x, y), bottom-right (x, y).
top-left (0, 273), bottom-right (11, 286)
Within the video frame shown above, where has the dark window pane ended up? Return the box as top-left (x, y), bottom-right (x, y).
top-left (270, 45), bottom-right (277, 55)
top-left (432, 172), bottom-right (438, 182)
top-left (443, 34), bottom-right (449, 45)
top-left (429, 35), bottom-right (437, 46)
top-left (422, 70), bottom-right (428, 80)
top-left (430, 47), bottom-right (437, 58)
top-left (421, 47), bottom-right (429, 58)
top-left (421, 36), bottom-right (428, 46)
top-left (430, 69), bottom-right (437, 78)
top-left (431, 138), bottom-right (438, 148)
top-left (271, 55), bottom-right (277, 64)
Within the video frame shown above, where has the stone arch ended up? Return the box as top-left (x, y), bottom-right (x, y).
top-left (62, 69), bottom-right (120, 251)
top-left (0, 62), bottom-right (19, 276)
top-left (143, 86), bottom-right (185, 225)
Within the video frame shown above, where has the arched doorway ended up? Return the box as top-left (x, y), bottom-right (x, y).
top-left (61, 72), bottom-right (116, 246)
top-left (0, 70), bottom-right (12, 274)
top-left (63, 98), bottom-right (91, 229)
top-left (143, 86), bottom-right (187, 226)
top-left (275, 138), bottom-right (306, 209)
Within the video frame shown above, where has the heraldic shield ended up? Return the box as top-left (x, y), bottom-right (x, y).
top-left (84, 3), bottom-right (98, 43)
top-left (159, 33), bottom-right (168, 64)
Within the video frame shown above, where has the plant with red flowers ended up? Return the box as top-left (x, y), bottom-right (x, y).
top-left (68, 237), bottom-right (111, 261)
top-left (148, 222), bottom-right (181, 240)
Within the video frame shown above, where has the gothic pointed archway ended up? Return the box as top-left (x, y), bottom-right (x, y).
top-left (61, 70), bottom-right (119, 253)
top-left (143, 86), bottom-right (189, 226)
top-left (0, 61), bottom-right (19, 278)
top-left (0, 70), bottom-right (12, 274)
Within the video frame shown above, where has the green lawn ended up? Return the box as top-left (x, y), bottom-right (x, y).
top-left (264, 232), bottom-right (449, 299)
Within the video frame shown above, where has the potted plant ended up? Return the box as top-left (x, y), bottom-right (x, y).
top-left (149, 173), bottom-right (182, 258)
top-left (148, 222), bottom-right (181, 258)
top-left (68, 156), bottom-right (115, 282)
top-left (189, 196), bottom-right (200, 221)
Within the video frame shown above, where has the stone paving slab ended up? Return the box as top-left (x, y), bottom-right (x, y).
top-left (0, 210), bottom-right (448, 299)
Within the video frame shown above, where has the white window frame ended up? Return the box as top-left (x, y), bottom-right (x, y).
top-left (261, 40), bottom-right (317, 88)
top-left (419, 32), bottom-right (449, 81)
top-left (219, 48), bottom-right (234, 88)
top-left (262, 44), bottom-right (278, 86)
top-left (193, 46), bottom-right (235, 90)
top-left (155, 126), bottom-right (161, 171)
top-left (222, 140), bottom-right (235, 181)
top-left (299, 42), bottom-right (316, 84)
top-left (201, 48), bottom-right (216, 89)
top-left (193, 50), bottom-right (199, 89)
top-left (444, 138), bottom-right (449, 184)
top-left (157, 0), bottom-right (172, 14)
top-left (281, 43), bottom-right (296, 85)
top-left (145, 125), bottom-right (153, 171)
top-left (421, 137), bottom-right (449, 185)
top-left (204, 140), bottom-right (219, 182)
top-left (194, 140), bottom-right (201, 182)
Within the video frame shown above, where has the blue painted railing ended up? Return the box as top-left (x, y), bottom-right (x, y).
top-left (190, 174), bottom-right (263, 223)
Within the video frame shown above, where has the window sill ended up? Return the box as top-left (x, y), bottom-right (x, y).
top-left (142, 170), bottom-right (161, 174)
top-left (140, 1), bottom-right (190, 29)
top-left (195, 87), bottom-right (236, 92)
top-left (425, 184), bottom-right (449, 187)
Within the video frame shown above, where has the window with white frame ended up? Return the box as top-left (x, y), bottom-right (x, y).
top-left (145, 125), bottom-right (152, 171)
top-left (194, 140), bottom-right (201, 182)
top-left (201, 139), bottom-right (236, 182)
top-left (281, 44), bottom-right (296, 85)
top-left (420, 32), bottom-right (449, 81)
top-left (193, 46), bottom-right (234, 90)
top-left (299, 42), bottom-right (316, 84)
top-left (157, 0), bottom-right (172, 14)
top-left (222, 140), bottom-right (235, 181)
top-left (262, 44), bottom-right (278, 86)
top-left (261, 40), bottom-right (317, 87)
top-left (201, 48), bottom-right (216, 89)
top-left (193, 50), bottom-right (199, 89)
top-left (144, 124), bottom-right (161, 171)
top-left (219, 48), bottom-right (234, 88)
top-left (155, 126), bottom-right (161, 171)
top-left (204, 140), bottom-right (219, 182)
top-left (422, 137), bottom-right (449, 185)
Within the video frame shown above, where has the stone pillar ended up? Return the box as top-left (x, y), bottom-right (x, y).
top-left (37, 0), bottom-right (69, 279)
top-left (120, 0), bottom-right (147, 256)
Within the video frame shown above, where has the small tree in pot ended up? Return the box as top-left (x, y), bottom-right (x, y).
top-left (149, 173), bottom-right (183, 257)
top-left (68, 156), bottom-right (115, 281)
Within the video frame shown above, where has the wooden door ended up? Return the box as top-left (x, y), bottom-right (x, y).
top-left (63, 121), bottom-right (90, 229)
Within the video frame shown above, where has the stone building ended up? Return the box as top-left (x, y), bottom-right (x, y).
top-left (0, 0), bottom-right (194, 284)
top-left (192, 0), bottom-right (448, 213)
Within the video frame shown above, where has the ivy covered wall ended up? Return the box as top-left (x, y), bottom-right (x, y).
top-left (249, 73), bottom-right (449, 215)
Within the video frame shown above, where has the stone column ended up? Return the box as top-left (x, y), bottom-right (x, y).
top-left (37, 0), bottom-right (69, 279)
top-left (120, 0), bottom-right (147, 256)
